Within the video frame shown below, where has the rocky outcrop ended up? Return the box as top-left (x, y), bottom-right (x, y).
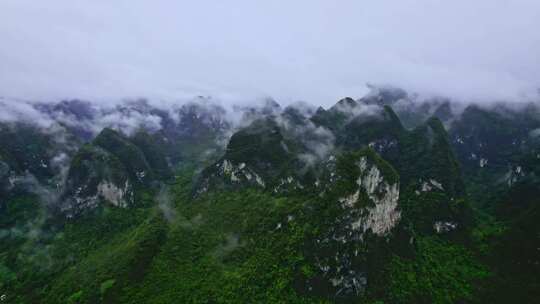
top-left (504, 165), bottom-right (525, 187)
top-left (196, 118), bottom-right (304, 195)
top-left (342, 156), bottom-right (401, 237)
top-left (309, 149), bottom-right (401, 298)
top-left (197, 159), bottom-right (266, 195)
top-left (60, 144), bottom-right (135, 217)
top-left (96, 180), bottom-right (133, 207)
top-left (93, 128), bottom-right (154, 185)
top-left (433, 221), bottom-right (458, 233)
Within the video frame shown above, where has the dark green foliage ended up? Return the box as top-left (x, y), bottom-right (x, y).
top-left (2, 200), bottom-right (161, 303)
top-left (487, 203), bottom-right (540, 304)
top-left (480, 169), bottom-right (540, 304)
top-left (199, 117), bottom-right (305, 192)
top-left (0, 195), bottom-right (46, 295)
top-left (224, 118), bottom-right (294, 168)
top-left (61, 128), bottom-right (167, 216)
top-left (374, 237), bottom-right (489, 304)
top-left (339, 106), bottom-right (404, 151)
top-left (449, 104), bottom-right (540, 206)
top-left (0, 160), bottom-right (12, 207)
top-left (44, 213), bottom-right (167, 303)
top-left (335, 148), bottom-right (399, 190)
top-left (399, 188), bottom-right (474, 241)
top-left (65, 144), bottom-right (129, 192)
top-left (394, 117), bottom-right (464, 197)
top-left (61, 144), bottom-right (133, 214)
top-left (451, 105), bottom-right (538, 170)
top-left (93, 128), bottom-right (154, 184)
top-left (311, 99), bottom-right (464, 200)
top-left (124, 189), bottom-right (321, 303)
top-left (130, 130), bottom-right (172, 179)
top-left (3, 96), bottom-right (540, 303)
top-left (0, 123), bottom-right (60, 181)
top-left (0, 156), bottom-right (502, 304)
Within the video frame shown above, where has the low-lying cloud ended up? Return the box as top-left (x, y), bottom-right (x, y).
top-left (1, 1), bottom-right (539, 106)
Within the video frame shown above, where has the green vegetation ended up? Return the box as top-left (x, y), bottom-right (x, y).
top-left (375, 237), bottom-right (489, 304)
top-left (3, 161), bottom-right (492, 303)
top-left (93, 128), bottom-right (155, 184)
top-left (2, 99), bottom-right (539, 303)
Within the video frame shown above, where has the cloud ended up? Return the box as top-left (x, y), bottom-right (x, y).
top-left (156, 185), bottom-right (177, 223)
top-left (529, 128), bottom-right (540, 138)
top-left (0, 98), bottom-right (55, 128)
top-left (93, 108), bottom-right (163, 136)
top-left (1, 1), bottom-right (539, 106)
top-left (9, 173), bottom-right (61, 206)
top-left (276, 108), bottom-right (336, 167)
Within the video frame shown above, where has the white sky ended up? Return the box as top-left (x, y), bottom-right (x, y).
top-left (1, 0), bottom-right (539, 107)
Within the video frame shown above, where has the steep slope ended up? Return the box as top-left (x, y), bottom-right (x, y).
top-left (4, 92), bottom-right (534, 303)
top-left (197, 101), bottom-right (338, 196)
top-left (194, 95), bottom-right (476, 301)
top-left (301, 149), bottom-right (401, 299)
top-left (0, 122), bottom-right (80, 184)
top-left (312, 97), bottom-right (464, 200)
top-left (158, 98), bottom-right (232, 164)
top-left (44, 213), bottom-right (168, 303)
top-left (60, 144), bottom-right (134, 216)
top-left (396, 117), bottom-right (465, 198)
top-left (61, 128), bottom-right (162, 217)
top-left (130, 130), bottom-right (172, 179)
top-left (476, 151), bottom-right (540, 304)
top-left (93, 128), bottom-right (155, 185)
top-left (0, 122), bottom-right (81, 215)
top-left (448, 104), bottom-right (540, 205)
top-left (197, 118), bottom-right (302, 194)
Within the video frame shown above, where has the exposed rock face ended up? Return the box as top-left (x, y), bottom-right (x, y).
top-left (368, 138), bottom-right (398, 155)
top-left (62, 179), bottom-right (134, 216)
top-left (196, 118), bottom-right (304, 195)
top-left (273, 176), bottom-right (304, 193)
top-left (196, 158), bottom-right (270, 195)
top-left (344, 156), bottom-right (401, 236)
top-left (60, 144), bottom-right (135, 217)
top-left (310, 149), bottom-right (401, 298)
top-left (58, 127), bottom-right (168, 217)
top-left (219, 159), bottom-right (265, 187)
top-left (434, 221), bottom-right (458, 233)
top-left (504, 165), bottom-right (525, 187)
top-left (479, 158), bottom-right (488, 168)
top-left (96, 180), bottom-right (133, 207)
top-left (418, 179), bottom-right (444, 193)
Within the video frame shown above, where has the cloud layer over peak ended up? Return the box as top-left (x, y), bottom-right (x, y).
top-left (1, 0), bottom-right (539, 106)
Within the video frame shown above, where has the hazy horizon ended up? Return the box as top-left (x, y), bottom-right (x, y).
top-left (1, 1), bottom-right (540, 107)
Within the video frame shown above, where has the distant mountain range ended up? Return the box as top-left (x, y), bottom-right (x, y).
top-left (1, 87), bottom-right (539, 303)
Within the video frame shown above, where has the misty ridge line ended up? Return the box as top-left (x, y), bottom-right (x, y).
top-left (2, 85), bottom-right (540, 188)
top-left (2, 85), bottom-right (540, 139)
top-left (2, 84), bottom-right (540, 205)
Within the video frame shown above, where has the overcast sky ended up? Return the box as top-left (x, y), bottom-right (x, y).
top-left (1, 0), bottom-right (539, 106)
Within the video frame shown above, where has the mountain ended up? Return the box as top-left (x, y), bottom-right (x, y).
top-left (194, 94), bottom-right (475, 301)
top-left (447, 104), bottom-right (540, 206)
top-left (1, 91), bottom-right (539, 303)
top-left (60, 128), bottom-right (163, 217)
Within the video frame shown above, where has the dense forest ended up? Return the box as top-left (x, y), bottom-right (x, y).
top-left (1, 90), bottom-right (539, 303)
